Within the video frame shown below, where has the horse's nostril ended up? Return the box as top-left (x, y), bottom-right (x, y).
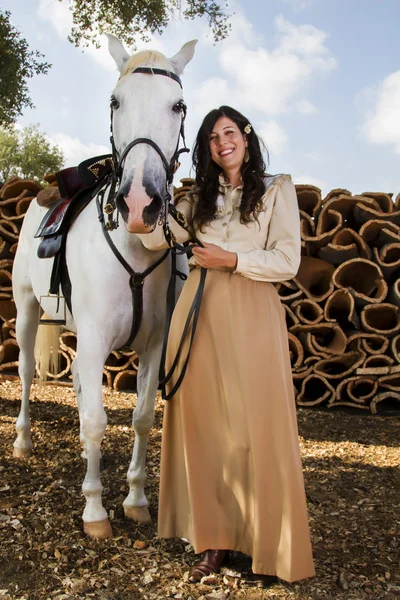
top-left (116, 193), bottom-right (129, 223)
top-left (143, 194), bottom-right (163, 227)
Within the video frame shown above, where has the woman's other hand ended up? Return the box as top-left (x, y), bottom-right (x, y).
top-left (192, 242), bottom-right (238, 270)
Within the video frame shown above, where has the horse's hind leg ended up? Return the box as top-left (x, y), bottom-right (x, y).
top-left (123, 347), bottom-right (161, 523)
top-left (13, 291), bottom-right (39, 458)
top-left (71, 356), bottom-right (88, 460)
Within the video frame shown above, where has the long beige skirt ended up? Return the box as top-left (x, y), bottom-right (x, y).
top-left (158, 268), bottom-right (315, 582)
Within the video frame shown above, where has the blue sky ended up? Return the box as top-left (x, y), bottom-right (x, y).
top-left (3, 0), bottom-right (400, 197)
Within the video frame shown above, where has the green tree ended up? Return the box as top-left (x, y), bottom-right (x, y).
top-left (0, 124), bottom-right (64, 185)
top-left (0, 10), bottom-right (51, 128)
top-left (65, 0), bottom-right (231, 48)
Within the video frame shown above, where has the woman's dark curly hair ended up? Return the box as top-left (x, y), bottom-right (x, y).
top-left (192, 105), bottom-right (268, 230)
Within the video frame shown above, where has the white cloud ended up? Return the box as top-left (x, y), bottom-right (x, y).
top-left (297, 99), bottom-right (317, 114)
top-left (37, 0), bottom-right (71, 39)
top-left (215, 14), bottom-right (336, 117)
top-left (280, 0), bottom-right (314, 11)
top-left (274, 15), bottom-right (333, 61)
top-left (193, 77), bottom-right (233, 120)
top-left (37, 0), bottom-right (122, 72)
top-left (363, 71), bottom-right (400, 153)
top-left (47, 132), bottom-right (110, 167)
top-left (85, 42), bottom-right (119, 73)
top-left (258, 121), bottom-right (288, 155)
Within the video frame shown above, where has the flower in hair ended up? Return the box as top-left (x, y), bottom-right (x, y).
top-left (244, 123), bottom-right (252, 134)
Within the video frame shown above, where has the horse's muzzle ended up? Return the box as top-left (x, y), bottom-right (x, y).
top-left (116, 190), bottom-right (163, 234)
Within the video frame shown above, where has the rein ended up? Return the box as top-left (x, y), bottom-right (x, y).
top-left (157, 207), bottom-right (207, 400)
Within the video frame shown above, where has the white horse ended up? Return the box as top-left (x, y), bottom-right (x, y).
top-left (11, 35), bottom-right (196, 539)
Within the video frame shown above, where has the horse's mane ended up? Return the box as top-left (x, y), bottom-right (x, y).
top-left (121, 50), bottom-right (172, 78)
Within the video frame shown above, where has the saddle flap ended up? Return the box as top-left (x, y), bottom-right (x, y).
top-left (37, 235), bottom-right (63, 259)
top-left (34, 198), bottom-right (70, 239)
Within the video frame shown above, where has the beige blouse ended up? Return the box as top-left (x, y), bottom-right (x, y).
top-left (137, 174), bottom-right (301, 283)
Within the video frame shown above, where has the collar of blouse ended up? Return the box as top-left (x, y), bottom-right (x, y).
top-left (218, 173), bottom-right (244, 193)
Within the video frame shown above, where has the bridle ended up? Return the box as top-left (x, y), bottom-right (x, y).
top-left (96, 65), bottom-right (193, 351)
top-left (104, 66), bottom-right (190, 231)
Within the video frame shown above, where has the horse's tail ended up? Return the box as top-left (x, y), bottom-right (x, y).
top-left (34, 316), bottom-right (61, 385)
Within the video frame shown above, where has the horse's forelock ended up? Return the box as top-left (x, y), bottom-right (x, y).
top-left (120, 50), bottom-right (172, 78)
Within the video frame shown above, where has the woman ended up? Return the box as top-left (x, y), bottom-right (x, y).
top-left (138, 106), bottom-right (315, 583)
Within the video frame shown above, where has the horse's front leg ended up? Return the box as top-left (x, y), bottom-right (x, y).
top-left (71, 356), bottom-right (104, 464)
top-left (75, 333), bottom-right (111, 539)
top-left (123, 345), bottom-right (162, 523)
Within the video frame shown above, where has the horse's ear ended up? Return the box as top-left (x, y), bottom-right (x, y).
top-left (106, 34), bottom-right (130, 73)
top-left (169, 40), bottom-right (197, 75)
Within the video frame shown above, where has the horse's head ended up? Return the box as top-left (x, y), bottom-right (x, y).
top-left (107, 35), bottom-right (197, 234)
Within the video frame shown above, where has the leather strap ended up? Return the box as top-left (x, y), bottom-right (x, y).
top-left (129, 67), bottom-right (183, 88)
top-left (158, 206), bottom-right (207, 400)
top-left (159, 265), bottom-right (206, 400)
top-left (97, 191), bottom-right (170, 348)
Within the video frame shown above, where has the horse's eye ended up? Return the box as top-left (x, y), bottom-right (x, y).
top-left (110, 96), bottom-right (120, 110)
top-left (172, 100), bottom-right (186, 113)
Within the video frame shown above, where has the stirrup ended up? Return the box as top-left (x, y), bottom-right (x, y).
top-left (39, 293), bottom-right (67, 325)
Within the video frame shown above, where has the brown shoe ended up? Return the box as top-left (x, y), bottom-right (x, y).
top-left (189, 549), bottom-right (227, 583)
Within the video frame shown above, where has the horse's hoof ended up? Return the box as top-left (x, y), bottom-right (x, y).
top-left (13, 446), bottom-right (31, 459)
top-left (124, 505), bottom-right (152, 523)
top-left (83, 518), bottom-right (112, 540)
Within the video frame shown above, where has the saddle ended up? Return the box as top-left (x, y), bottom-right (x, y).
top-left (35, 155), bottom-right (114, 257)
top-left (35, 154), bottom-right (114, 309)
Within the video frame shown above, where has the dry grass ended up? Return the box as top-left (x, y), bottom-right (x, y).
top-left (0, 379), bottom-right (399, 600)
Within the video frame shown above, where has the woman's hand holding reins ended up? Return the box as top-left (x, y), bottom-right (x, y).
top-left (192, 242), bottom-right (238, 270)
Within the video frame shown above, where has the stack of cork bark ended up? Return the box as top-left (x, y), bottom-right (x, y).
top-left (288, 183), bottom-right (400, 415)
top-left (1, 175), bottom-right (400, 414)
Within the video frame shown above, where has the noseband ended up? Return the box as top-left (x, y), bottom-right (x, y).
top-left (105, 67), bottom-right (189, 230)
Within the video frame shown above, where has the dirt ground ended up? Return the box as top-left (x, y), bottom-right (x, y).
top-left (0, 379), bottom-right (399, 600)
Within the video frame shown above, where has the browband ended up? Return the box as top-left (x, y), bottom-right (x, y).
top-left (131, 67), bottom-right (183, 88)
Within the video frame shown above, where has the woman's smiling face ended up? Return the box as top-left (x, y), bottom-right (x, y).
top-left (209, 116), bottom-right (247, 175)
